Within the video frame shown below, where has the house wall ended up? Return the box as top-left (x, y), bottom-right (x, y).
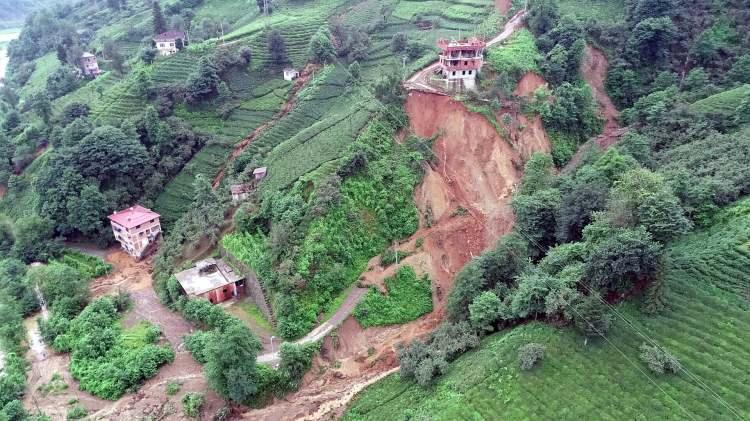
top-left (200, 282), bottom-right (237, 304)
top-left (112, 218), bottom-right (162, 258)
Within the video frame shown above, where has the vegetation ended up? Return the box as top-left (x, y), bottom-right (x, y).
top-left (182, 393), bottom-right (204, 418)
top-left (486, 29), bottom-right (540, 79)
top-left (354, 266), bottom-right (433, 328)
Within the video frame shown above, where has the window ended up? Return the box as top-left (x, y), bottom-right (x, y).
top-left (462, 70), bottom-right (466, 75)
top-left (170, 42), bottom-right (174, 47)
top-left (468, 70), bottom-right (472, 75)
top-left (464, 61), bottom-right (468, 65)
top-left (452, 71), bottom-right (456, 76)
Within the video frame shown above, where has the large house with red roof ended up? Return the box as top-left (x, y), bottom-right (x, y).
top-left (437, 37), bottom-right (486, 89)
top-left (108, 205), bottom-right (162, 260)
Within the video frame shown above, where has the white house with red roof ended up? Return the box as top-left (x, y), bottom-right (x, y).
top-left (108, 205), bottom-right (162, 260)
top-left (153, 31), bottom-right (186, 56)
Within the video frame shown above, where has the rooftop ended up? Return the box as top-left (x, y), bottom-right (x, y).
top-left (153, 30), bottom-right (186, 41)
top-left (437, 37), bottom-right (486, 50)
top-left (108, 205), bottom-right (160, 229)
top-left (81, 52), bottom-right (96, 58)
top-left (253, 167), bottom-right (268, 176)
top-left (174, 258), bottom-right (243, 296)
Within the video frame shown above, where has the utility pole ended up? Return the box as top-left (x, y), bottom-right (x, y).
top-left (220, 21), bottom-right (225, 44)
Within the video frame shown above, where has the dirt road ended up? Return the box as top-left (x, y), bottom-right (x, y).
top-left (404, 9), bottom-right (527, 93)
top-left (257, 287), bottom-right (368, 365)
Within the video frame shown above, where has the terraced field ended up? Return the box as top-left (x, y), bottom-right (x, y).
top-left (18, 53), bottom-right (60, 100)
top-left (152, 51), bottom-right (202, 88)
top-left (690, 84), bottom-right (750, 118)
top-left (154, 76), bottom-right (291, 225)
top-left (344, 201), bottom-right (750, 420)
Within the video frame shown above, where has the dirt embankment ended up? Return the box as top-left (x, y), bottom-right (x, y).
top-left (565, 46), bottom-right (626, 172)
top-left (243, 81), bottom-right (551, 420)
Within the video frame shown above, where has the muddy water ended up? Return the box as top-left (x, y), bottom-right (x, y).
top-left (24, 315), bottom-right (49, 362)
top-left (0, 28), bottom-right (20, 83)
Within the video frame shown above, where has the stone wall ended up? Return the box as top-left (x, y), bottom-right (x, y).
top-left (219, 245), bottom-right (275, 326)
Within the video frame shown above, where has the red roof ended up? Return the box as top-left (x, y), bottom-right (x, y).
top-left (437, 37), bottom-right (486, 52)
top-left (153, 31), bottom-right (185, 42)
top-left (108, 205), bottom-right (160, 229)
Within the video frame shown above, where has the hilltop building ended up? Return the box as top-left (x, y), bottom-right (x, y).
top-left (230, 183), bottom-right (252, 203)
top-left (437, 37), bottom-right (485, 89)
top-left (153, 31), bottom-right (186, 56)
top-left (283, 68), bottom-right (299, 81)
top-left (174, 258), bottom-right (245, 304)
top-left (78, 52), bottom-right (102, 77)
top-left (253, 166), bottom-right (268, 181)
top-left (108, 205), bottom-right (162, 260)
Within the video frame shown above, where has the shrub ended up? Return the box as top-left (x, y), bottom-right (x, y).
top-left (379, 249), bottom-right (409, 267)
top-left (354, 266), bottom-right (433, 327)
top-left (518, 343), bottom-right (546, 370)
top-left (184, 330), bottom-right (211, 364)
top-left (166, 381), bottom-right (181, 396)
top-left (639, 343), bottom-right (681, 375)
top-left (66, 405), bottom-right (87, 420)
top-left (182, 393), bottom-right (204, 418)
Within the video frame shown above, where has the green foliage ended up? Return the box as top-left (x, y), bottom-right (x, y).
top-left (468, 291), bottom-right (503, 332)
top-left (204, 322), bottom-right (262, 402)
top-left (486, 29), bottom-right (540, 79)
top-left (276, 341), bottom-right (319, 391)
top-left (639, 342), bottom-right (681, 375)
top-left (354, 266), bottom-right (433, 327)
top-left (48, 297), bottom-right (174, 400)
top-left (517, 342), bottom-right (546, 370)
top-left (308, 27), bottom-right (335, 64)
top-left (166, 381), bottom-right (181, 396)
top-left (66, 405), bottom-right (87, 420)
top-left (539, 82), bottom-right (603, 142)
top-left (11, 216), bottom-right (58, 263)
top-left (185, 330), bottom-right (211, 364)
top-left (182, 393), bottom-right (204, 418)
top-left (379, 249), bottom-right (410, 267)
top-left (185, 56), bottom-right (221, 104)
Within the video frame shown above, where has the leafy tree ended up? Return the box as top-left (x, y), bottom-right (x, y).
top-left (468, 291), bottom-right (503, 331)
top-left (518, 343), bottom-right (546, 370)
top-left (0, 222), bottom-right (14, 255)
top-left (572, 294), bottom-right (612, 338)
top-left (11, 216), bottom-right (58, 263)
top-left (629, 0), bottom-right (673, 23)
top-left (27, 262), bottom-right (88, 312)
top-left (46, 65), bottom-right (79, 99)
top-left (527, 0), bottom-right (559, 34)
top-left (540, 82), bottom-right (603, 140)
top-left (607, 168), bottom-right (691, 242)
top-left (583, 226), bottom-right (662, 294)
top-left (62, 117), bottom-right (93, 147)
top-left (308, 27), bottom-right (335, 64)
top-left (518, 153), bottom-right (555, 195)
top-left (204, 323), bottom-right (262, 402)
top-left (102, 40), bottom-right (125, 74)
top-left (512, 188), bottom-right (561, 257)
top-left (267, 29), bottom-right (287, 65)
top-left (391, 32), bottom-right (407, 52)
top-left (348, 61), bottom-right (361, 82)
top-left (74, 126), bottom-right (149, 185)
top-left (66, 184), bottom-right (108, 237)
top-left (140, 47), bottom-right (158, 64)
top-left (29, 91), bottom-right (52, 124)
top-left (277, 342), bottom-right (318, 390)
top-left (182, 393), bottom-right (204, 418)
top-left (153, 1), bottom-right (167, 35)
top-left (0, 258), bottom-right (37, 316)
top-left (510, 270), bottom-right (556, 318)
top-left (627, 17), bottom-right (677, 65)
top-left (61, 102), bottom-right (89, 126)
top-left (639, 342), bottom-right (681, 374)
top-left (556, 179), bottom-right (609, 242)
top-left (185, 56), bottom-right (221, 103)
top-left (727, 54), bottom-right (750, 84)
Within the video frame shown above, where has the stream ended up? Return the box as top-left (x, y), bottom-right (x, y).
top-left (26, 285), bottom-right (50, 362)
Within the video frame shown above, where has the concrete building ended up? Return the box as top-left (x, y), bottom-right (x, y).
top-left (437, 37), bottom-right (485, 89)
top-left (153, 31), bottom-right (186, 56)
top-left (108, 205), bottom-right (162, 260)
top-left (253, 166), bottom-right (268, 181)
top-left (283, 68), bottom-right (299, 81)
top-left (79, 52), bottom-right (102, 77)
top-left (174, 258), bottom-right (245, 304)
top-left (230, 183), bottom-right (251, 203)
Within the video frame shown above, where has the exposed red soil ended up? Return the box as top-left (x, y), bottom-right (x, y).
top-left (496, 0), bottom-right (511, 15)
top-left (564, 46), bottom-right (626, 172)
top-left (212, 63), bottom-right (320, 189)
top-left (243, 88), bottom-right (551, 420)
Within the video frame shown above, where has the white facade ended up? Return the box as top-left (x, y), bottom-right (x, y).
top-left (156, 41), bottom-right (178, 56)
top-left (283, 68), bottom-right (299, 81)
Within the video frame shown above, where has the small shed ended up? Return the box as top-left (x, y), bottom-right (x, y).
top-left (174, 258), bottom-right (245, 304)
top-left (230, 183), bottom-right (252, 203)
top-left (79, 52), bottom-right (102, 77)
top-left (253, 166), bottom-right (268, 181)
top-left (283, 68), bottom-right (299, 81)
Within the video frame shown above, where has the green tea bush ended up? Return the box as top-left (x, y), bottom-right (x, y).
top-left (639, 343), bottom-right (681, 375)
top-left (182, 393), bottom-right (204, 418)
top-left (518, 342), bottom-right (546, 370)
top-left (354, 266), bottom-right (433, 328)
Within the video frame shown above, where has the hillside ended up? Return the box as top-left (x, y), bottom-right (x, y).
top-left (345, 199), bottom-right (750, 419)
top-left (0, 0), bottom-right (749, 418)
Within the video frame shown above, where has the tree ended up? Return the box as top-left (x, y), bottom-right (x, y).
top-left (203, 323), bottom-right (262, 402)
top-left (62, 117), bottom-right (93, 147)
top-left (73, 126), bottom-right (150, 185)
top-left (639, 343), bottom-right (681, 374)
top-left (103, 40), bottom-right (125, 74)
top-left (556, 179), bottom-right (609, 242)
top-left (607, 168), bottom-right (691, 243)
top-left (468, 291), bottom-right (503, 331)
top-left (528, 0), bottom-right (559, 35)
top-left (518, 153), bottom-right (555, 195)
top-left (12, 216), bottom-right (58, 263)
top-left (518, 343), bottom-right (546, 370)
top-left (512, 188), bottom-right (561, 258)
top-left (153, 1), bottom-right (167, 35)
top-left (66, 184), bottom-right (107, 237)
top-left (61, 102), bottom-right (90, 126)
top-left (391, 32), bottom-right (407, 52)
top-left (0, 222), bottom-right (14, 254)
top-left (728, 54), bottom-right (750, 85)
top-left (46, 65), bottom-right (79, 99)
top-left (29, 91), bottom-right (52, 124)
top-left (583, 226), bottom-right (662, 294)
top-left (348, 61), bottom-right (361, 82)
top-left (627, 17), bottom-right (677, 65)
top-left (629, 0), bottom-right (673, 23)
top-left (140, 47), bottom-right (158, 65)
top-left (267, 30), bottom-right (287, 65)
top-left (27, 262), bottom-right (88, 312)
top-left (185, 56), bottom-right (221, 104)
top-left (572, 294), bottom-right (612, 338)
top-left (308, 27), bottom-right (335, 64)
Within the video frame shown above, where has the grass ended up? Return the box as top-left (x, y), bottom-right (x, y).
top-left (690, 84), bottom-right (750, 117)
top-left (18, 53), bottom-right (60, 100)
top-left (486, 28), bottom-right (540, 76)
top-left (52, 250), bottom-right (112, 279)
top-left (556, 0), bottom-right (627, 23)
top-left (120, 321), bottom-right (160, 349)
top-left (354, 266), bottom-right (433, 328)
top-left (37, 373), bottom-right (68, 396)
top-left (236, 300), bottom-right (275, 333)
top-left (0, 147), bottom-right (49, 221)
top-left (344, 199), bottom-right (750, 420)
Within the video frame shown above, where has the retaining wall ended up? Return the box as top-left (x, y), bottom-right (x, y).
top-left (219, 244), bottom-right (276, 326)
